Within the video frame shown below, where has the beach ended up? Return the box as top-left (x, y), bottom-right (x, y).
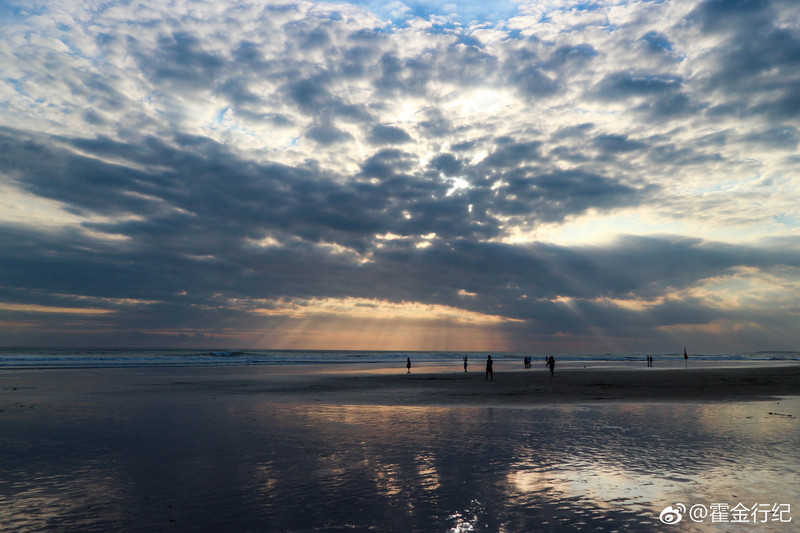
top-left (2, 362), bottom-right (799, 531)
top-left (260, 362), bottom-right (800, 405)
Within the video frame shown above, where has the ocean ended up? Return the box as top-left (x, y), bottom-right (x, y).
top-left (0, 347), bottom-right (798, 369)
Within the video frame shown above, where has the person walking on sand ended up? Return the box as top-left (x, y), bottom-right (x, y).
top-left (407, 357), bottom-right (411, 373)
top-left (485, 355), bottom-right (493, 381)
top-left (463, 356), bottom-right (468, 372)
top-left (547, 355), bottom-right (556, 377)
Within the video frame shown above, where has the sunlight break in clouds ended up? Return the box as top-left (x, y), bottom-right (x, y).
top-left (0, 0), bottom-right (799, 351)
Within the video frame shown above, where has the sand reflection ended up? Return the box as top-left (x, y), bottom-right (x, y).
top-left (2, 394), bottom-right (797, 532)
top-left (219, 398), bottom-right (799, 531)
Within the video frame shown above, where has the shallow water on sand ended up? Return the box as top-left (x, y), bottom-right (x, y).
top-left (1, 392), bottom-right (798, 532)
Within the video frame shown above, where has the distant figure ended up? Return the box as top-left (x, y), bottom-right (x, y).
top-left (407, 357), bottom-right (411, 373)
top-left (485, 355), bottom-right (493, 381)
top-left (684, 347), bottom-right (688, 368)
top-left (523, 356), bottom-right (528, 369)
top-left (463, 356), bottom-right (468, 372)
top-left (547, 355), bottom-right (556, 376)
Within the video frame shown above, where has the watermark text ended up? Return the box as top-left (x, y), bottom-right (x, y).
top-left (659, 503), bottom-right (791, 525)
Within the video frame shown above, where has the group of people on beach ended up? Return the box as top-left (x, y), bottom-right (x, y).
top-left (408, 348), bottom-right (691, 376)
top-left (409, 354), bottom-right (557, 379)
top-left (526, 355), bottom-right (556, 375)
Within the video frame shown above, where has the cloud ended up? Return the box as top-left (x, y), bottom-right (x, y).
top-left (684, 0), bottom-right (800, 120)
top-left (590, 72), bottom-right (683, 102)
top-left (369, 124), bottom-right (413, 144)
top-left (0, 0), bottom-right (799, 351)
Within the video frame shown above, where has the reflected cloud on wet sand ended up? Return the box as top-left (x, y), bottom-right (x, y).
top-left (1, 396), bottom-right (797, 531)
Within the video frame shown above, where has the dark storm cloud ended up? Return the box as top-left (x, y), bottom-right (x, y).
top-left (592, 134), bottom-right (646, 154)
top-left (687, 0), bottom-right (775, 34)
top-left (647, 143), bottom-right (723, 166)
top-left (591, 72), bottom-right (682, 101)
top-left (2, 120), bottom-right (799, 344)
top-left (375, 52), bottom-right (435, 95)
top-left (510, 65), bottom-right (560, 97)
top-left (685, 0), bottom-right (800, 119)
top-left (0, 125), bottom-right (657, 313)
top-left (139, 32), bottom-right (225, 87)
top-left (543, 43), bottom-right (598, 72)
top-left (589, 72), bottom-right (698, 120)
top-left (742, 126), bottom-right (799, 150)
top-left (339, 236), bottom-right (800, 338)
top-left (287, 75), bottom-right (332, 110)
top-left (369, 124), bottom-right (413, 144)
top-left (306, 121), bottom-right (354, 144)
top-left (639, 31), bottom-right (674, 54)
top-left (415, 107), bottom-right (452, 137)
top-left (8, 121), bottom-right (653, 256)
top-left (360, 148), bottom-right (416, 179)
top-left (482, 140), bottom-right (543, 168)
top-left (429, 153), bottom-right (462, 176)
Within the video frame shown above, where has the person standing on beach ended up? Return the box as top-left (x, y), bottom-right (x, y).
top-left (485, 355), bottom-right (493, 381)
top-left (547, 355), bottom-right (556, 377)
top-left (407, 357), bottom-right (411, 373)
top-left (463, 356), bottom-right (468, 372)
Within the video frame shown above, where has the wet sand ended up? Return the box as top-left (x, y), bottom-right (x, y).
top-left (321, 364), bottom-right (800, 405)
top-left (2, 363), bottom-right (799, 532)
top-left (2, 363), bottom-right (800, 407)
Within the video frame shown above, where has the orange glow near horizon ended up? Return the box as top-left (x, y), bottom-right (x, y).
top-left (250, 297), bottom-right (522, 324)
top-left (243, 297), bottom-right (520, 350)
top-left (0, 303), bottom-right (114, 315)
top-left (250, 316), bottom-right (516, 351)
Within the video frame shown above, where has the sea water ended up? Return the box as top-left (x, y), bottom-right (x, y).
top-left (0, 347), bottom-right (798, 369)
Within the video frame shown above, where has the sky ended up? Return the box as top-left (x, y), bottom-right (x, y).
top-left (0, 0), bottom-right (799, 353)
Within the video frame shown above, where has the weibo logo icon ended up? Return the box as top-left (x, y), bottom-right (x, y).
top-left (659, 504), bottom-right (686, 524)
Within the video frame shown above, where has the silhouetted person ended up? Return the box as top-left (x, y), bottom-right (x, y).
top-left (407, 357), bottom-right (411, 373)
top-left (463, 356), bottom-right (468, 372)
top-left (485, 355), bottom-right (493, 381)
top-left (684, 347), bottom-right (688, 368)
top-left (547, 355), bottom-right (555, 376)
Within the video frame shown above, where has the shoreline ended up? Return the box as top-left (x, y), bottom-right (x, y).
top-left (3, 362), bottom-right (800, 407)
top-left (290, 364), bottom-right (800, 406)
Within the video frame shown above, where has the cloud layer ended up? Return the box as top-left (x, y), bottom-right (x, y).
top-left (1, 0), bottom-right (799, 351)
